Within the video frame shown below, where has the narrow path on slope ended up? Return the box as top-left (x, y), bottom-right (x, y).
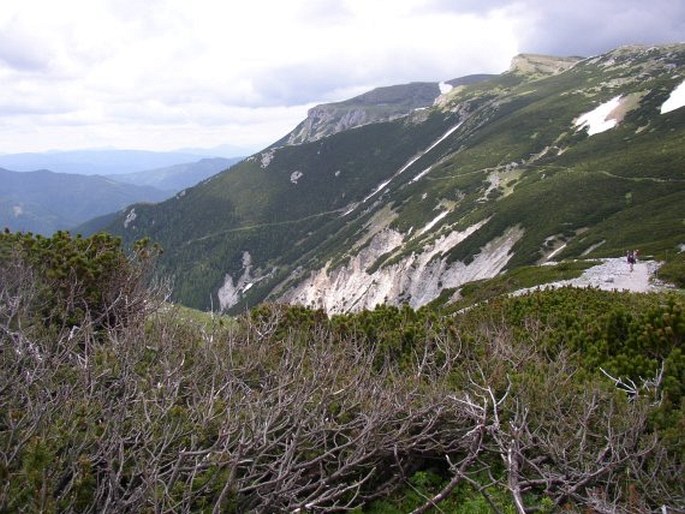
top-left (183, 207), bottom-right (347, 246)
top-left (595, 170), bottom-right (685, 183)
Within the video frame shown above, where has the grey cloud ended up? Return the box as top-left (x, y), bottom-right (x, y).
top-left (516, 0), bottom-right (685, 57)
top-left (242, 48), bottom-right (503, 108)
top-left (0, 101), bottom-right (69, 116)
top-left (260, 0), bottom-right (685, 109)
top-left (244, 64), bottom-right (416, 107)
top-left (414, 0), bottom-right (684, 57)
top-left (0, 31), bottom-right (53, 72)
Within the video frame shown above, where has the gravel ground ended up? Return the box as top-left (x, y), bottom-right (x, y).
top-left (518, 257), bottom-right (669, 295)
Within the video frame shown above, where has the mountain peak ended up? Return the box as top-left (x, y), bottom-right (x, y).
top-left (508, 53), bottom-right (582, 77)
top-left (281, 82), bottom-right (442, 146)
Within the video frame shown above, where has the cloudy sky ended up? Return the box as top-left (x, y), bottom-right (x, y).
top-left (1, 0), bottom-right (683, 155)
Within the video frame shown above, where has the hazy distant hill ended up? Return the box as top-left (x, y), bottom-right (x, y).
top-left (109, 157), bottom-right (241, 193)
top-left (101, 44), bottom-right (685, 312)
top-left (0, 168), bottom-right (169, 235)
top-left (0, 149), bottom-right (218, 175)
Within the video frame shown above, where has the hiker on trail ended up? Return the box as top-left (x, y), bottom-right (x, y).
top-left (627, 249), bottom-right (636, 272)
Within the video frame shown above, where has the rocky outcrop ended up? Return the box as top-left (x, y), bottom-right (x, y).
top-left (509, 53), bottom-right (581, 77)
top-left (285, 105), bottom-right (381, 145)
top-left (280, 223), bottom-right (524, 314)
top-left (284, 82), bottom-right (443, 145)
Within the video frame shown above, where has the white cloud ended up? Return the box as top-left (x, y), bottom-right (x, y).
top-left (0, 0), bottom-right (680, 154)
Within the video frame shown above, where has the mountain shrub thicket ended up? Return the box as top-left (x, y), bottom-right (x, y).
top-left (0, 230), bottom-right (162, 334)
top-left (0, 231), bottom-right (683, 512)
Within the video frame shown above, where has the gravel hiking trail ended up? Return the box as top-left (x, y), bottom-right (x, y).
top-left (565, 258), bottom-right (661, 293)
top-left (517, 257), bottom-right (670, 296)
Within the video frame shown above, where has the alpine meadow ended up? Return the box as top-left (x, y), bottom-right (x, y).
top-left (1, 44), bottom-right (684, 512)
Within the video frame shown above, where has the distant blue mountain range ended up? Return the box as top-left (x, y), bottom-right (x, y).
top-left (0, 152), bottom-right (243, 235)
top-left (0, 148), bottom-right (241, 175)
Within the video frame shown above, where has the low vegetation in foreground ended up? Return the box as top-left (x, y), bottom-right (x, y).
top-left (1, 231), bottom-right (683, 513)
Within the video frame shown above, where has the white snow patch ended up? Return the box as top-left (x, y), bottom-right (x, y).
top-left (419, 122), bottom-right (463, 160)
top-left (545, 242), bottom-right (567, 261)
top-left (410, 166), bottom-right (432, 184)
top-left (574, 95), bottom-right (622, 135)
top-left (581, 240), bottom-right (606, 256)
top-left (439, 81), bottom-right (453, 95)
top-left (419, 210), bottom-right (449, 235)
top-left (660, 80), bottom-right (685, 114)
top-left (360, 122), bottom-right (463, 206)
top-left (362, 178), bottom-right (393, 203)
top-left (123, 208), bottom-right (137, 228)
top-left (342, 205), bottom-right (358, 216)
top-left (290, 170), bottom-right (304, 184)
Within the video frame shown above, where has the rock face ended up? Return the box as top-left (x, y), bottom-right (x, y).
top-left (285, 106), bottom-right (381, 145)
top-left (283, 82), bottom-right (443, 145)
top-left (218, 251), bottom-right (253, 310)
top-left (508, 53), bottom-right (581, 76)
top-left (281, 224), bottom-right (524, 313)
top-left (283, 76), bottom-right (497, 146)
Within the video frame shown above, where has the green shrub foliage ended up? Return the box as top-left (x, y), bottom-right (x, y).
top-left (0, 239), bottom-right (682, 512)
top-left (0, 230), bottom-right (160, 334)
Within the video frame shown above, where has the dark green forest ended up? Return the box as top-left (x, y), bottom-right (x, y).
top-left (1, 231), bottom-right (682, 512)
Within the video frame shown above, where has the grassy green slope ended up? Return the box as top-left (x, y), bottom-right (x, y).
top-left (380, 47), bottom-right (685, 270)
top-left (111, 113), bottom-right (457, 309)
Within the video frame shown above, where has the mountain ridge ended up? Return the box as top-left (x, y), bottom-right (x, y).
top-left (1, 156), bottom-right (241, 235)
top-left (100, 43), bottom-right (685, 313)
top-left (0, 168), bottom-right (169, 235)
top-left (105, 157), bottom-right (240, 192)
top-left (0, 148), bottom-right (225, 175)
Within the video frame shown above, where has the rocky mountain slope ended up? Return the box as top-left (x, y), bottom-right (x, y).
top-left (279, 75), bottom-right (494, 145)
top-left (102, 44), bottom-right (685, 313)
